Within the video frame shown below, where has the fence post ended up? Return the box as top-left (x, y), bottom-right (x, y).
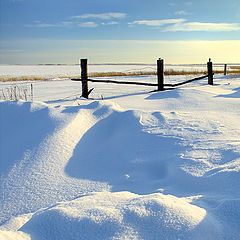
top-left (207, 58), bottom-right (213, 85)
top-left (157, 58), bottom-right (164, 91)
top-left (81, 59), bottom-right (88, 99)
top-left (224, 64), bottom-right (227, 75)
top-left (31, 83), bottom-right (33, 101)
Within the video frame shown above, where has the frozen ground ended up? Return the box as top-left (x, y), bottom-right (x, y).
top-left (0, 66), bottom-right (240, 239)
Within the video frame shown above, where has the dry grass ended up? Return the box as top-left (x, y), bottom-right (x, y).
top-left (0, 84), bottom-right (33, 101)
top-left (1, 68), bottom-right (240, 82)
top-left (0, 75), bottom-right (82, 82)
top-left (229, 66), bottom-right (240, 70)
top-left (89, 71), bottom-right (157, 77)
top-left (0, 76), bottom-right (46, 82)
top-left (88, 70), bottom-right (208, 77)
top-left (165, 69), bottom-right (206, 76)
top-left (90, 69), bottom-right (240, 77)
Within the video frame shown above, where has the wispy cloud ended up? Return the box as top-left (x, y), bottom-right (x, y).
top-left (36, 24), bottom-right (58, 28)
top-left (71, 13), bottom-right (126, 20)
top-left (129, 19), bottom-right (185, 27)
top-left (25, 23), bottom-right (58, 28)
top-left (164, 22), bottom-right (240, 32)
top-left (101, 21), bottom-right (120, 25)
top-left (169, 2), bottom-right (192, 7)
top-left (174, 10), bottom-right (188, 16)
top-left (24, 13), bottom-right (126, 29)
top-left (25, 21), bottom-right (99, 28)
top-left (129, 18), bottom-right (240, 32)
top-left (78, 22), bottom-right (98, 28)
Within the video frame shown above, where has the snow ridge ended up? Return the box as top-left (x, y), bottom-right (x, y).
top-left (1, 74), bottom-right (240, 239)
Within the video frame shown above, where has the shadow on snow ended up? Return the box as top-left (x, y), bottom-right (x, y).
top-left (65, 109), bottom-right (183, 194)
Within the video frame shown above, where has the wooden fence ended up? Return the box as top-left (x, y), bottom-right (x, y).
top-left (72, 58), bottom-right (214, 99)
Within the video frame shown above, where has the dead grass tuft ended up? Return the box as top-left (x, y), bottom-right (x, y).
top-left (0, 84), bottom-right (33, 101)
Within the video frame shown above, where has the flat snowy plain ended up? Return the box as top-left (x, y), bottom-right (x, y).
top-left (0, 64), bottom-right (240, 240)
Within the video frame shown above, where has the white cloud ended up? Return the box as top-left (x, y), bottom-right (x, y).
top-left (164, 22), bottom-right (240, 32)
top-left (71, 13), bottom-right (126, 20)
top-left (101, 21), bottom-right (120, 25)
top-left (129, 19), bottom-right (185, 27)
top-left (36, 24), bottom-right (57, 28)
top-left (25, 21), bottom-right (98, 28)
top-left (174, 10), bottom-right (188, 16)
top-left (78, 22), bottom-right (98, 28)
top-left (129, 18), bottom-right (240, 32)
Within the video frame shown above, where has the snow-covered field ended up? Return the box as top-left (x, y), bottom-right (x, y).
top-left (0, 65), bottom-right (240, 240)
top-left (0, 63), bottom-right (233, 79)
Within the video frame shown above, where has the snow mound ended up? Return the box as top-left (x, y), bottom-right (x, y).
top-left (1, 74), bottom-right (240, 239)
top-left (0, 101), bottom-right (56, 176)
top-left (65, 108), bottom-right (183, 194)
top-left (0, 101), bottom-right (111, 224)
top-left (9, 191), bottom-right (220, 240)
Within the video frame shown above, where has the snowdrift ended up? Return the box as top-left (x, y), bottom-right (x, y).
top-left (18, 192), bottom-right (221, 240)
top-left (0, 74), bottom-right (240, 239)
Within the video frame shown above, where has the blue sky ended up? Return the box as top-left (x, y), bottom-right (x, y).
top-left (0, 0), bottom-right (240, 64)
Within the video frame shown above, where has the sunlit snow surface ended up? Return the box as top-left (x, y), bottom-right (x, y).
top-left (0, 65), bottom-right (240, 240)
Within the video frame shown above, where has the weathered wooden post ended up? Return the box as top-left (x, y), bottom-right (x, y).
top-left (157, 58), bottom-right (164, 91)
top-left (81, 58), bottom-right (89, 99)
top-left (207, 58), bottom-right (213, 85)
top-left (31, 83), bottom-right (33, 101)
top-left (224, 64), bottom-right (227, 75)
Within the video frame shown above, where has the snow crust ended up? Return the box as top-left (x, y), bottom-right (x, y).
top-left (0, 68), bottom-right (240, 239)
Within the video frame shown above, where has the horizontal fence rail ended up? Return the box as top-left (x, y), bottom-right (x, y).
top-left (71, 78), bottom-right (159, 86)
top-left (164, 74), bottom-right (210, 87)
top-left (72, 74), bottom-right (212, 87)
top-left (72, 58), bottom-right (215, 99)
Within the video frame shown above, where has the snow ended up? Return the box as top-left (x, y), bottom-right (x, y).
top-left (17, 192), bottom-right (221, 240)
top-left (0, 65), bottom-right (240, 239)
top-left (0, 63), bottom-right (231, 79)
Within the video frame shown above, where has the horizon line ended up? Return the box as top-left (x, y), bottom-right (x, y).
top-left (1, 62), bottom-right (240, 66)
